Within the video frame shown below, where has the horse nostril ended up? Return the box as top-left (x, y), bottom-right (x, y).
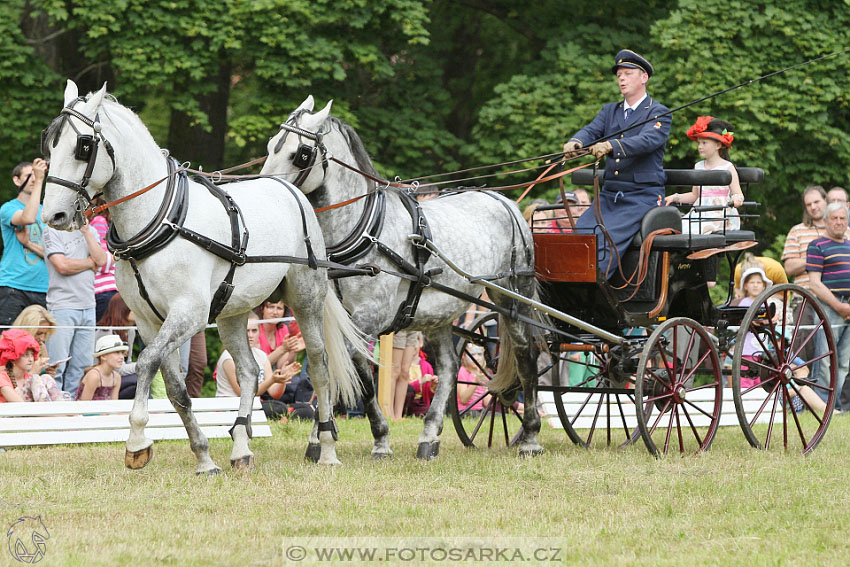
top-left (50, 212), bottom-right (67, 226)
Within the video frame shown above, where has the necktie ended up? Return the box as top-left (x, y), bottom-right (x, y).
top-left (624, 108), bottom-right (632, 121)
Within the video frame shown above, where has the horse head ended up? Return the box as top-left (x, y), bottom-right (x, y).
top-left (42, 79), bottom-right (116, 230)
top-left (262, 95), bottom-right (333, 194)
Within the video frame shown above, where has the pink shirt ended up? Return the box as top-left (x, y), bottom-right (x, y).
top-left (457, 366), bottom-right (487, 412)
top-left (0, 370), bottom-right (14, 402)
top-left (257, 324), bottom-right (291, 355)
top-left (91, 215), bottom-right (118, 294)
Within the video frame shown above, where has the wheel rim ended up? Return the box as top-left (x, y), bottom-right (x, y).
top-left (451, 313), bottom-right (524, 448)
top-left (635, 317), bottom-right (723, 457)
top-left (550, 346), bottom-right (642, 449)
top-left (732, 284), bottom-right (836, 453)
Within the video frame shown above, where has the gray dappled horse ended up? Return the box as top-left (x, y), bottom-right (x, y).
top-left (261, 96), bottom-right (542, 458)
top-left (41, 81), bottom-right (366, 473)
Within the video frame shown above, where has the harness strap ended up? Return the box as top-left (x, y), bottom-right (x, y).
top-left (128, 257), bottom-right (166, 322)
top-left (229, 415), bottom-right (253, 440)
top-left (268, 177), bottom-right (318, 269)
top-left (317, 419), bottom-right (338, 441)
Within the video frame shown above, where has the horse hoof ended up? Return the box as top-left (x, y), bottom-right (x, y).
top-left (519, 446), bottom-right (544, 458)
top-left (230, 455), bottom-right (255, 471)
top-left (125, 445), bottom-right (153, 469)
top-left (416, 440), bottom-right (440, 460)
top-left (305, 443), bottom-right (321, 463)
top-left (371, 451), bottom-right (392, 461)
top-left (196, 466), bottom-right (222, 477)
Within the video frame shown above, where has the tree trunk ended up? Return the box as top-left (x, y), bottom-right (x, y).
top-left (167, 61), bottom-right (231, 170)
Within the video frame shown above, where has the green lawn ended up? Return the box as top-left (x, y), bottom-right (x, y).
top-left (2, 414), bottom-right (849, 566)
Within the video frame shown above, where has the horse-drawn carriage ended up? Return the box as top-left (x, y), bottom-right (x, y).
top-left (39, 83), bottom-right (837, 473)
top-left (450, 166), bottom-right (838, 456)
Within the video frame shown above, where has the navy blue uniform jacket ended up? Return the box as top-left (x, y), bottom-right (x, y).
top-left (567, 95), bottom-right (671, 277)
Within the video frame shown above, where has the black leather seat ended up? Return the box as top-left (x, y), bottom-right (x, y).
top-left (724, 230), bottom-right (756, 243)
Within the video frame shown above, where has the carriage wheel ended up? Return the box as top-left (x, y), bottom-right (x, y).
top-left (732, 284), bottom-right (836, 453)
top-left (634, 317), bottom-right (723, 457)
top-left (549, 345), bottom-right (643, 450)
top-left (451, 313), bottom-right (524, 448)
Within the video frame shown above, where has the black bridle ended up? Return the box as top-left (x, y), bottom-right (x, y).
top-left (42, 97), bottom-right (117, 218)
top-left (273, 118), bottom-right (329, 187)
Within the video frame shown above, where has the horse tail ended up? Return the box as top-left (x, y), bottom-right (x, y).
top-left (488, 282), bottom-right (548, 394)
top-left (323, 284), bottom-right (368, 407)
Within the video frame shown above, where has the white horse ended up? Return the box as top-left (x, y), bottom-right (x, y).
top-left (41, 81), bottom-right (365, 474)
top-left (261, 96), bottom-right (542, 459)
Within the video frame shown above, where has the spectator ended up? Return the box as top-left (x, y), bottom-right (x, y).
top-left (11, 305), bottom-right (57, 377)
top-left (88, 203), bottom-right (119, 322)
top-left (391, 330), bottom-right (421, 420)
top-left (215, 312), bottom-right (306, 419)
top-left (0, 159), bottom-right (49, 325)
top-left (522, 199), bottom-right (556, 232)
top-left (457, 345), bottom-right (491, 415)
top-left (806, 202), bottom-right (850, 410)
top-left (255, 299), bottom-right (304, 370)
top-left (403, 335), bottom-right (438, 417)
top-left (782, 186), bottom-right (836, 371)
top-left (554, 188), bottom-right (593, 233)
top-left (184, 332), bottom-right (207, 398)
top-left (43, 220), bottom-right (107, 394)
top-left (827, 186), bottom-right (848, 206)
top-left (75, 334), bottom-right (126, 401)
top-left (732, 253), bottom-right (788, 299)
top-left (0, 328), bottom-right (63, 402)
top-left (96, 294), bottom-right (138, 399)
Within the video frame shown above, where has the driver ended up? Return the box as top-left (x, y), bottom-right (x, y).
top-left (562, 49), bottom-right (671, 278)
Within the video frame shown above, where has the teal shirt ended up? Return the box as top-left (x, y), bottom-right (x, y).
top-left (0, 198), bottom-right (48, 293)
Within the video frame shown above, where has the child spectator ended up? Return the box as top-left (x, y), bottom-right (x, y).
top-left (404, 335), bottom-right (437, 417)
top-left (12, 305), bottom-right (57, 376)
top-left (76, 335), bottom-right (126, 401)
top-left (96, 294), bottom-right (138, 399)
top-left (457, 345), bottom-right (491, 415)
top-left (0, 329), bottom-right (64, 402)
top-left (666, 116), bottom-right (744, 234)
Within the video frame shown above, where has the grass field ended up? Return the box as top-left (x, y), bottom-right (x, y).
top-left (2, 413), bottom-right (850, 566)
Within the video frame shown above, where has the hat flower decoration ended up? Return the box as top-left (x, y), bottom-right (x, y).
top-left (687, 115), bottom-right (734, 147)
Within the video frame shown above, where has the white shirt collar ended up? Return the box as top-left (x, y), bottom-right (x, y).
top-left (624, 94), bottom-right (647, 113)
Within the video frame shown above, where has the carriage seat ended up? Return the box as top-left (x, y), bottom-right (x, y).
top-left (723, 230), bottom-right (756, 243)
top-left (629, 206), bottom-right (724, 251)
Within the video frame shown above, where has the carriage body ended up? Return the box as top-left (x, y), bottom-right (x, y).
top-left (453, 166), bottom-right (836, 456)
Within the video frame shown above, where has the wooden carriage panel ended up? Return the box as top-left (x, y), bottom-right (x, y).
top-left (534, 233), bottom-right (596, 282)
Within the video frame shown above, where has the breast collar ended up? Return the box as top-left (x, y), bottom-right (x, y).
top-left (325, 184), bottom-right (386, 265)
top-left (106, 156), bottom-right (189, 261)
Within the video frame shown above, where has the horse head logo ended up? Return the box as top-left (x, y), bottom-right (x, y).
top-left (6, 516), bottom-right (50, 564)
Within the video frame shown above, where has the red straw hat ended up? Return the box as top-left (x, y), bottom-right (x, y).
top-left (0, 329), bottom-right (40, 367)
top-left (686, 116), bottom-right (734, 148)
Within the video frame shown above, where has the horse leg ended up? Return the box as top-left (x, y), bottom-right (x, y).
top-left (285, 282), bottom-right (342, 466)
top-left (125, 315), bottom-right (206, 471)
top-left (217, 314), bottom-right (260, 471)
top-left (160, 349), bottom-right (221, 475)
top-left (416, 326), bottom-right (457, 460)
top-left (503, 303), bottom-right (543, 457)
top-left (357, 352), bottom-right (392, 459)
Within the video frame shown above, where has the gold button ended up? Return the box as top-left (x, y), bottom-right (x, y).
top-left (620, 134), bottom-right (624, 138)
top-left (615, 171), bottom-right (619, 175)
top-left (616, 158), bottom-right (620, 163)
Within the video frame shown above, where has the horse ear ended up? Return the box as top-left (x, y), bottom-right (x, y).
top-left (63, 80), bottom-right (79, 107)
top-left (312, 99), bottom-right (333, 125)
top-left (297, 95), bottom-right (315, 112)
top-left (86, 83), bottom-right (108, 112)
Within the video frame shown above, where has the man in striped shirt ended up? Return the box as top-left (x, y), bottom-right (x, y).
top-left (807, 202), bottom-right (850, 410)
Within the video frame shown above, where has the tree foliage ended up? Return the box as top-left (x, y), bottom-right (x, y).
top-left (3, 0), bottom-right (850, 255)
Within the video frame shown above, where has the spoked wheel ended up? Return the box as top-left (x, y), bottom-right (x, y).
top-left (451, 312), bottom-right (524, 448)
top-left (635, 317), bottom-right (723, 457)
top-left (732, 284), bottom-right (836, 453)
top-left (549, 343), bottom-right (643, 450)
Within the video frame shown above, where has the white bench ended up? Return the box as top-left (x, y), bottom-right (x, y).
top-left (0, 397), bottom-right (271, 448)
top-left (539, 388), bottom-right (779, 430)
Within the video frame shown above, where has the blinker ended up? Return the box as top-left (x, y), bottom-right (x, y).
top-left (293, 143), bottom-right (317, 169)
top-left (75, 135), bottom-right (95, 161)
